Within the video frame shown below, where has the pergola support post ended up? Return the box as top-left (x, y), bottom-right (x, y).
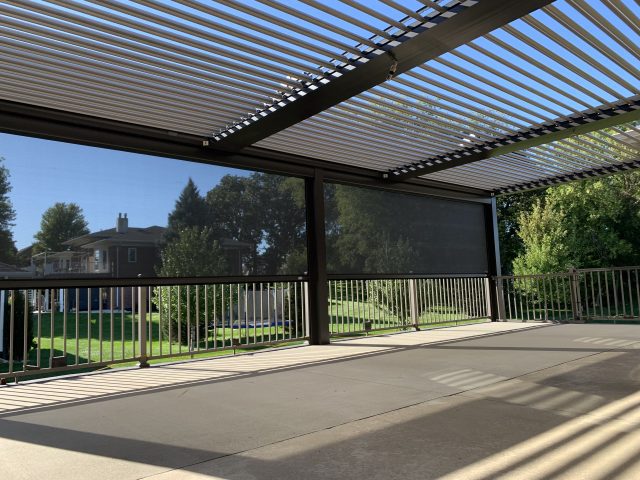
top-left (485, 197), bottom-right (506, 321)
top-left (305, 171), bottom-right (330, 345)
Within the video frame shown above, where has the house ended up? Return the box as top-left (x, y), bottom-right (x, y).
top-left (29, 214), bottom-right (252, 310)
top-left (61, 214), bottom-right (165, 278)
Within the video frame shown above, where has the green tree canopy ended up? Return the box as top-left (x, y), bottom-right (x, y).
top-left (206, 174), bottom-right (262, 272)
top-left (0, 157), bottom-right (17, 264)
top-left (165, 178), bottom-right (208, 242)
top-left (496, 191), bottom-right (544, 274)
top-left (158, 227), bottom-right (228, 277)
top-left (513, 171), bottom-right (640, 275)
top-left (34, 202), bottom-right (89, 253)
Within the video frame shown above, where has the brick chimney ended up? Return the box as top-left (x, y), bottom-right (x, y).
top-left (116, 213), bottom-right (128, 233)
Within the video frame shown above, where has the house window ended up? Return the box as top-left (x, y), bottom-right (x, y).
top-left (128, 247), bottom-right (137, 263)
top-left (102, 250), bottom-right (107, 269)
top-left (94, 249), bottom-right (100, 271)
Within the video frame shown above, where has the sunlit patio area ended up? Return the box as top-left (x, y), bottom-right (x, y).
top-left (2, 321), bottom-right (640, 479)
top-left (1, 0), bottom-right (639, 478)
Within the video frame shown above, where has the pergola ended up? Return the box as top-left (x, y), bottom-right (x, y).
top-left (0, 0), bottom-right (638, 343)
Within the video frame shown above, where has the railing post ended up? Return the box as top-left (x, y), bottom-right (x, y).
top-left (138, 286), bottom-right (149, 368)
top-left (569, 268), bottom-right (582, 323)
top-left (484, 197), bottom-right (504, 321)
top-left (409, 278), bottom-right (420, 330)
top-left (492, 277), bottom-right (507, 321)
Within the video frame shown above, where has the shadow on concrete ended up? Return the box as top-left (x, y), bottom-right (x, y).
top-left (1, 344), bottom-right (640, 479)
top-left (0, 325), bottom-right (548, 418)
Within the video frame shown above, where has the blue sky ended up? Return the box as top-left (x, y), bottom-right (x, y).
top-left (0, 132), bottom-right (246, 249)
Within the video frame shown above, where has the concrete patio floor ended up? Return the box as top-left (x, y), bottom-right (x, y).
top-left (1, 321), bottom-right (640, 480)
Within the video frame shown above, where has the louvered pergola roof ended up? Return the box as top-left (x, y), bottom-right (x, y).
top-left (0, 0), bottom-right (638, 196)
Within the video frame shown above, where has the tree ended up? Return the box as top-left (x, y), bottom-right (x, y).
top-left (0, 157), bottom-right (17, 264)
top-left (155, 227), bottom-right (231, 343)
top-left (513, 171), bottom-right (640, 276)
top-left (165, 178), bottom-right (208, 242)
top-left (496, 190), bottom-right (544, 274)
top-left (206, 175), bottom-right (262, 273)
top-left (158, 227), bottom-right (228, 278)
top-left (34, 203), bottom-right (89, 253)
top-left (256, 175), bottom-right (306, 274)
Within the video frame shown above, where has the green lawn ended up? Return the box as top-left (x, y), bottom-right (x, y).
top-left (2, 300), bottom-right (489, 380)
top-left (328, 298), bottom-right (486, 334)
top-left (1, 310), bottom-right (300, 376)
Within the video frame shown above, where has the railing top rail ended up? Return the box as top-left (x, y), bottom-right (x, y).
top-left (575, 266), bottom-right (640, 273)
top-left (495, 265), bottom-right (640, 281)
top-left (328, 273), bottom-right (488, 281)
top-left (494, 272), bottom-right (573, 280)
top-left (0, 275), bottom-right (308, 290)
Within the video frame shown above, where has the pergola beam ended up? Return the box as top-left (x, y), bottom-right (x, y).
top-left (495, 158), bottom-right (640, 195)
top-left (212, 0), bottom-right (554, 151)
top-left (387, 96), bottom-right (640, 182)
top-left (0, 99), bottom-right (491, 200)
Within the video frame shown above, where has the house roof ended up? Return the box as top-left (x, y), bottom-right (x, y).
top-left (63, 226), bottom-right (166, 249)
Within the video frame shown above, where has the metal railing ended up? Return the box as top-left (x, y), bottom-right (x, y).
top-left (0, 279), bottom-right (309, 381)
top-left (495, 267), bottom-right (640, 323)
top-left (1, 273), bottom-right (495, 381)
top-left (328, 275), bottom-right (490, 335)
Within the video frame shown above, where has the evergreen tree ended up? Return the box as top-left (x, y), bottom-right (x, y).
top-left (165, 178), bottom-right (208, 242)
top-left (0, 157), bottom-right (17, 264)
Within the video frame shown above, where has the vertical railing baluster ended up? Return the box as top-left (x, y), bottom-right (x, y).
top-left (98, 287), bottom-right (103, 363)
top-left (8, 290), bottom-right (14, 374)
top-left (23, 290), bottom-right (29, 372)
top-left (168, 286), bottom-right (173, 356)
top-left (266, 283), bottom-right (271, 343)
top-left (253, 283), bottom-right (258, 343)
top-left (635, 269), bottom-right (640, 320)
top-left (87, 288), bottom-right (92, 364)
top-left (159, 286), bottom-right (164, 356)
top-left (177, 285), bottom-right (182, 353)
top-left (186, 285), bottom-right (191, 353)
top-left (259, 283), bottom-right (264, 344)
top-left (63, 289), bottom-right (68, 363)
top-left (36, 289), bottom-right (41, 368)
top-left (109, 288), bottom-right (114, 361)
top-left (294, 282), bottom-right (299, 340)
top-left (196, 285), bottom-right (200, 352)
top-left (213, 284), bottom-right (218, 350)
top-left (626, 270), bottom-right (633, 320)
top-left (131, 286), bottom-right (136, 358)
top-left (204, 285), bottom-right (209, 351)
top-left (75, 289), bottom-right (80, 365)
top-left (287, 282), bottom-right (292, 340)
top-left (49, 290), bottom-right (55, 368)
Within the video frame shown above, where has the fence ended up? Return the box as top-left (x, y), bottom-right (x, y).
top-left (495, 267), bottom-right (640, 323)
top-left (328, 275), bottom-right (490, 335)
top-left (1, 274), bottom-right (493, 381)
top-left (0, 279), bottom-right (308, 381)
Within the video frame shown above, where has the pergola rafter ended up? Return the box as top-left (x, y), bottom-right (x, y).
top-left (211, 0), bottom-right (554, 150)
top-left (0, 0), bottom-right (638, 196)
top-left (387, 97), bottom-right (640, 181)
